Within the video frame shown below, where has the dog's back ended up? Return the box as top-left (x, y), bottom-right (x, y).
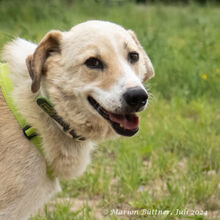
top-left (2, 38), bottom-right (36, 85)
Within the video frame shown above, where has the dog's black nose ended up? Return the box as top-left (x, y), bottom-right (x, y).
top-left (123, 87), bottom-right (148, 111)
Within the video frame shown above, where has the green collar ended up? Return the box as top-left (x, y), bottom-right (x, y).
top-left (0, 63), bottom-right (54, 179)
top-left (36, 96), bottom-right (86, 141)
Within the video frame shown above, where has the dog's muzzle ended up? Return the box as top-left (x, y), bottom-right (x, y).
top-left (88, 87), bottom-right (148, 137)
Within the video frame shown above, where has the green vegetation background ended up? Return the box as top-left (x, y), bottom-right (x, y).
top-left (0, 0), bottom-right (219, 219)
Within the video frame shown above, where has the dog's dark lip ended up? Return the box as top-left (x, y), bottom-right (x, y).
top-left (87, 96), bottom-right (139, 137)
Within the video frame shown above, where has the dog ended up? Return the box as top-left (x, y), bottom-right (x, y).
top-left (0, 20), bottom-right (154, 219)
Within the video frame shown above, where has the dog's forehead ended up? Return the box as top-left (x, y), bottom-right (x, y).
top-left (70, 20), bottom-right (127, 35)
top-left (63, 21), bottom-right (136, 51)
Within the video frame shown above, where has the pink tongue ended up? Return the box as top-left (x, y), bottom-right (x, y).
top-left (109, 113), bottom-right (139, 130)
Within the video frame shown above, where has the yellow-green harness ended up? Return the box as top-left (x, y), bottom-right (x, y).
top-left (0, 63), bottom-right (54, 179)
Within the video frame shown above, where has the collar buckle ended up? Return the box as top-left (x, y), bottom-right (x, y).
top-left (23, 125), bottom-right (37, 140)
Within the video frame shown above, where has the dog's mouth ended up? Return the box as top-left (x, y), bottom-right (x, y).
top-left (88, 96), bottom-right (139, 136)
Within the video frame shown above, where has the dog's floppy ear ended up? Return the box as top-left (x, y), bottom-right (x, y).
top-left (26, 31), bottom-right (62, 93)
top-left (128, 30), bottom-right (154, 82)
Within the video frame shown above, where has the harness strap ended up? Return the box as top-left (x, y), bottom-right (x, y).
top-left (0, 63), bottom-right (54, 179)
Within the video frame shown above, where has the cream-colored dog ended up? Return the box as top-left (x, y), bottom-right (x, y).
top-left (0, 20), bottom-right (154, 219)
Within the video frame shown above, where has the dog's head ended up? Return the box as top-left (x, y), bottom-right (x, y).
top-left (26, 20), bottom-right (154, 141)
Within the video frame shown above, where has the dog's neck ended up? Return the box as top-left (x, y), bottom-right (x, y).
top-left (12, 78), bottom-right (93, 180)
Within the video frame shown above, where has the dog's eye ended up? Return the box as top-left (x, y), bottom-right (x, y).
top-left (85, 57), bottom-right (104, 70)
top-left (128, 52), bottom-right (139, 64)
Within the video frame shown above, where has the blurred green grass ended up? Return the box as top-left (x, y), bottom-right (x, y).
top-left (0, 0), bottom-right (220, 219)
